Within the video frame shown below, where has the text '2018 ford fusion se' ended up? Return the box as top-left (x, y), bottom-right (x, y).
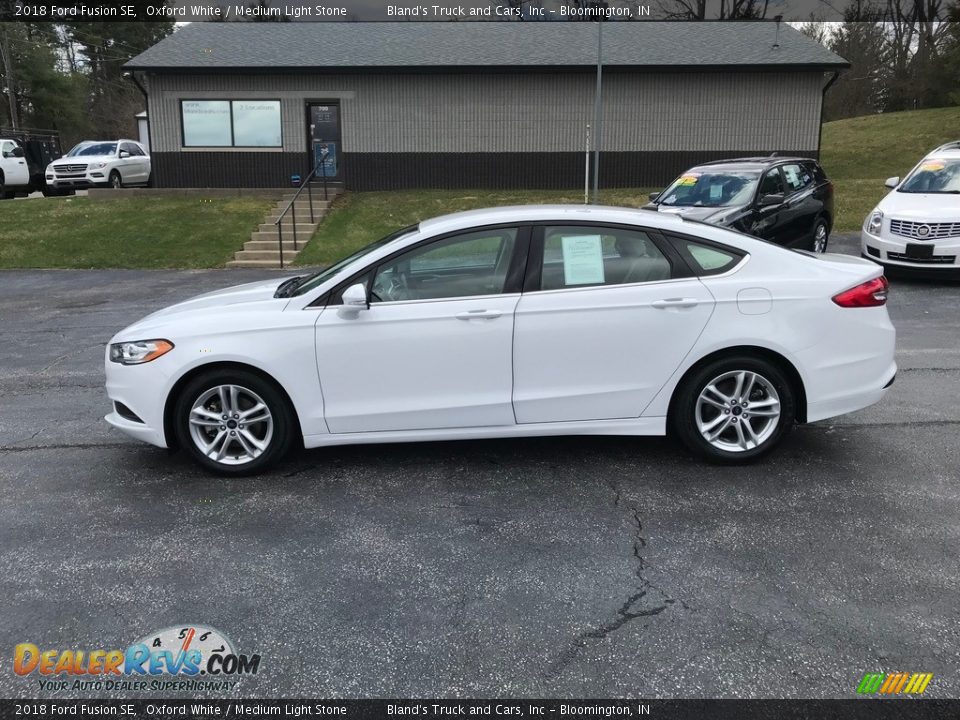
top-left (105, 205), bottom-right (896, 475)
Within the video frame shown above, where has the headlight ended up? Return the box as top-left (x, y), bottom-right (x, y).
top-left (96, 161), bottom-right (107, 169)
top-left (865, 209), bottom-right (884, 235)
top-left (109, 339), bottom-right (174, 365)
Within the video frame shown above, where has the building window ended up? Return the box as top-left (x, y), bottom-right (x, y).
top-left (181, 100), bottom-right (282, 148)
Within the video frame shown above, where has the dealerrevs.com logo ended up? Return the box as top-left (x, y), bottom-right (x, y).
top-left (14, 625), bottom-right (261, 692)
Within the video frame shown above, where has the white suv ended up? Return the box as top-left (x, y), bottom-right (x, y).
top-left (46, 140), bottom-right (151, 191)
top-left (861, 141), bottom-right (960, 270)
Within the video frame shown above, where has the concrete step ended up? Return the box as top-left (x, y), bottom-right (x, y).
top-left (270, 205), bottom-right (330, 218)
top-left (234, 250), bottom-right (302, 262)
top-left (250, 230), bottom-right (320, 242)
top-left (258, 223), bottom-right (317, 234)
top-left (278, 192), bottom-right (339, 203)
top-left (226, 259), bottom-right (291, 268)
top-left (243, 240), bottom-right (305, 251)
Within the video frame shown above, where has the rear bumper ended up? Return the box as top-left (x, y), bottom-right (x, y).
top-left (805, 360), bottom-right (897, 423)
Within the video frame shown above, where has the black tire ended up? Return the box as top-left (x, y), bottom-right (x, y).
top-left (671, 355), bottom-right (796, 464)
top-left (810, 218), bottom-right (829, 254)
top-left (109, 171), bottom-right (123, 189)
top-left (173, 368), bottom-right (296, 476)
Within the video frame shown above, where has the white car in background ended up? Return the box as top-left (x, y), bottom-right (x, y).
top-left (46, 140), bottom-right (151, 191)
top-left (862, 141), bottom-right (960, 270)
top-left (104, 205), bottom-right (896, 476)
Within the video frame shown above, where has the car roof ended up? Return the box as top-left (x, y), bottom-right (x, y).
top-left (925, 141), bottom-right (960, 159)
top-left (418, 204), bottom-right (686, 236)
top-left (694, 156), bottom-right (818, 171)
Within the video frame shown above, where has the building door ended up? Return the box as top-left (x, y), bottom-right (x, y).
top-left (307, 103), bottom-right (341, 181)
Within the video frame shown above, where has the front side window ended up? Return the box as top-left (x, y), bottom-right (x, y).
top-left (371, 228), bottom-right (518, 303)
top-left (758, 168), bottom-right (785, 197)
top-left (658, 170), bottom-right (760, 208)
top-left (539, 227), bottom-right (672, 291)
top-left (899, 157), bottom-right (960, 194)
top-left (181, 100), bottom-right (282, 148)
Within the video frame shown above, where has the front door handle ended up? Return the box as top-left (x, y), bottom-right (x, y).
top-left (455, 309), bottom-right (502, 320)
top-left (651, 298), bottom-right (699, 309)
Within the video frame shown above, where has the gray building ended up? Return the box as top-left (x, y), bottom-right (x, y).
top-left (124, 22), bottom-right (847, 190)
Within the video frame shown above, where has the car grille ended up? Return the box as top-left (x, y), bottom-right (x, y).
top-left (887, 251), bottom-right (957, 264)
top-left (889, 219), bottom-right (960, 240)
top-left (54, 164), bottom-right (87, 174)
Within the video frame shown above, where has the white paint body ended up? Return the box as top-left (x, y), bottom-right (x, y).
top-left (105, 205), bottom-right (896, 451)
top-left (0, 139), bottom-right (31, 189)
top-left (861, 145), bottom-right (960, 269)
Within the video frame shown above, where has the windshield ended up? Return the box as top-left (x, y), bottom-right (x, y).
top-left (658, 170), bottom-right (760, 208)
top-left (67, 142), bottom-right (117, 157)
top-left (898, 158), bottom-right (960, 194)
top-left (291, 225), bottom-right (419, 296)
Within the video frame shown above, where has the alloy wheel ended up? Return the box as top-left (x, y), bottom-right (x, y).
top-left (695, 370), bottom-right (781, 452)
top-left (813, 223), bottom-right (828, 254)
top-left (188, 384), bottom-right (274, 466)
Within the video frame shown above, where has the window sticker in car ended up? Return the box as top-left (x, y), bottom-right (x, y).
top-left (678, 173), bottom-right (700, 186)
top-left (920, 160), bottom-right (946, 172)
top-left (561, 235), bottom-right (605, 286)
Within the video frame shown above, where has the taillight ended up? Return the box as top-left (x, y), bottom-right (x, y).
top-left (832, 276), bottom-right (889, 307)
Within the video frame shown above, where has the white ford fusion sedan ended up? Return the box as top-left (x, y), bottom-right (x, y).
top-left (105, 205), bottom-right (896, 475)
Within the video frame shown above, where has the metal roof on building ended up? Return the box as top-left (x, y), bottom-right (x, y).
top-left (125, 21), bottom-right (847, 72)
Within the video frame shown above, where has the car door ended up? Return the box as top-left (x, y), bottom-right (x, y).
top-left (745, 166), bottom-right (791, 245)
top-left (512, 224), bottom-right (715, 424)
top-left (1, 141), bottom-right (29, 187)
top-left (117, 143), bottom-right (137, 183)
top-left (135, 143), bottom-right (151, 183)
top-left (314, 225), bottom-right (528, 434)
top-left (778, 162), bottom-right (820, 246)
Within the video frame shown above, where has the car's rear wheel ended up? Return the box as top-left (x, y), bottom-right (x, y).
top-left (672, 356), bottom-right (795, 463)
top-left (174, 369), bottom-right (295, 476)
top-left (811, 219), bottom-right (829, 254)
top-left (109, 171), bottom-right (123, 189)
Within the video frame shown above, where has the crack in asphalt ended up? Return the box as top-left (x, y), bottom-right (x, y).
top-left (547, 480), bottom-right (676, 679)
top-left (0, 442), bottom-right (135, 453)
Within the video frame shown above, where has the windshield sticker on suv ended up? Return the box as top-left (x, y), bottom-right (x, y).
top-left (920, 160), bottom-right (946, 172)
top-left (678, 173), bottom-right (700, 186)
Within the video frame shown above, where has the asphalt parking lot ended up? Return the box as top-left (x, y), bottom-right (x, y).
top-left (1, 233), bottom-right (959, 699)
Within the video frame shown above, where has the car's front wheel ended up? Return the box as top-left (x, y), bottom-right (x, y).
top-left (672, 356), bottom-right (795, 463)
top-left (109, 171), bottom-right (123, 189)
top-left (174, 369), bottom-right (295, 475)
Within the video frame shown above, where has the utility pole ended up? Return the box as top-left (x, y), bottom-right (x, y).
top-left (591, 20), bottom-right (603, 204)
top-left (0, 25), bottom-right (19, 130)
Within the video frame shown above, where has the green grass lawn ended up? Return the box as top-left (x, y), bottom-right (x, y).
top-left (295, 188), bottom-right (654, 266)
top-left (820, 106), bottom-right (960, 231)
top-left (0, 196), bottom-right (272, 269)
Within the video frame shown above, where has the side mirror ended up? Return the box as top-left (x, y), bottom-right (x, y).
top-left (759, 193), bottom-right (784, 208)
top-left (885, 176), bottom-right (900, 189)
top-left (341, 283), bottom-right (368, 309)
top-left (648, 191), bottom-right (660, 202)
top-left (119, 150), bottom-right (131, 159)
top-left (11, 146), bottom-right (24, 158)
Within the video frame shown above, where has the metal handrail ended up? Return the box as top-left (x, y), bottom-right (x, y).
top-left (274, 161), bottom-right (331, 269)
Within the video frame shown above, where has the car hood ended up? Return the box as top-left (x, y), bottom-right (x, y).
top-left (113, 279), bottom-right (288, 340)
top-left (877, 191), bottom-right (960, 220)
top-left (53, 155), bottom-right (115, 165)
top-left (647, 203), bottom-right (745, 224)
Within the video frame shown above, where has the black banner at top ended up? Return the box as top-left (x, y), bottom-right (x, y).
top-left (0, 0), bottom-right (947, 22)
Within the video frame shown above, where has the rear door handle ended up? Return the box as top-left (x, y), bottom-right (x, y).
top-left (651, 298), bottom-right (699, 309)
top-left (455, 309), bottom-right (502, 320)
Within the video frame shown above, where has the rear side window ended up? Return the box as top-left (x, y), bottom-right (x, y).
top-left (539, 226), bottom-right (673, 291)
top-left (781, 163), bottom-right (813, 192)
top-left (671, 237), bottom-right (745, 276)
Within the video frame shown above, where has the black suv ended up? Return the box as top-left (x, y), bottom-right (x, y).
top-left (645, 157), bottom-right (835, 253)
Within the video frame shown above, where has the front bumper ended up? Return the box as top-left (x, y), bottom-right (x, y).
top-left (861, 229), bottom-right (960, 268)
top-left (45, 172), bottom-right (109, 189)
top-left (104, 350), bottom-right (172, 449)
